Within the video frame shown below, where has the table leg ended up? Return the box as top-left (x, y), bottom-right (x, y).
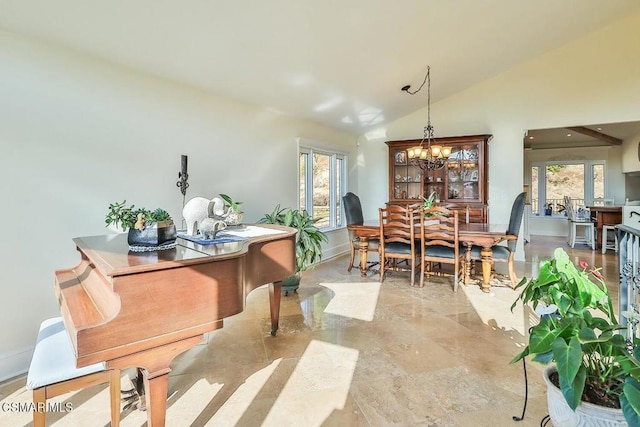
top-left (464, 245), bottom-right (472, 285)
top-left (480, 246), bottom-right (493, 293)
top-left (359, 237), bottom-right (369, 278)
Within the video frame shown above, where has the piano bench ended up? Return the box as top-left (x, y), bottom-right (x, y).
top-left (26, 317), bottom-right (121, 427)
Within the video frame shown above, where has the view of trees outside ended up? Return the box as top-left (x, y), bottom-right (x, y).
top-left (312, 153), bottom-right (330, 227)
top-left (533, 163), bottom-right (604, 215)
top-left (300, 149), bottom-right (344, 230)
top-left (299, 153), bottom-right (307, 212)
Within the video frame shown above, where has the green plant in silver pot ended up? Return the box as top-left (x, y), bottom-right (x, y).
top-left (511, 248), bottom-right (640, 425)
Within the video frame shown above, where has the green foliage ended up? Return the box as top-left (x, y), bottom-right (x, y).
top-left (105, 200), bottom-right (172, 231)
top-left (421, 192), bottom-right (448, 217)
top-left (511, 248), bottom-right (640, 421)
top-left (219, 194), bottom-right (243, 212)
top-left (421, 192), bottom-right (437, 210)
top-left (547, 164), bottom-right (566, 173)
top-left (258, 204), bottom-right (328, 273)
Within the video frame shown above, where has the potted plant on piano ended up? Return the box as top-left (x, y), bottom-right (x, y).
top-left (258, 205), bottom-right (328, 295)
top-left (510, 248), bottom-right (640, 426)
top-left (219, 193), bottom-right (244, 226)
top-left (105, 200), bottom-right (177, 251)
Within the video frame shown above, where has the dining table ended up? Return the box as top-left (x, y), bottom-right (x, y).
top-left (348, 221), bottom-right (509, 292)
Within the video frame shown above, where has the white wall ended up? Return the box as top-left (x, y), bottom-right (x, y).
top-left (622, 129), bottom-right (640, 173)
top-left (358, 11), bottom-right (640, 257)
top-left (0, 31), bottom-right (355, 380)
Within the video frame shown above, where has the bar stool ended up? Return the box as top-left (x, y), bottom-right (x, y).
top-left (26, 317), bottom-right (121, 426)
top-left (602, 225), bottom-right (618, 254)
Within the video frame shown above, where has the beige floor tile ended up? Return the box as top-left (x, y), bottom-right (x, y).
top-left (0, 236), bottom-right (619, 426)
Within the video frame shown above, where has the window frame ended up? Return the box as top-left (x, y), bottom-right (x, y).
top-left (529, 159), bottom-right (607, 217)
top-left (298, 144), bottom-right (348, 231)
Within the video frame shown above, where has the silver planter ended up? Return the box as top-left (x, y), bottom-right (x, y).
top-left (543, 366), bottom-right (627, 427)
top-left (127, 221), bottom-right (177, 248)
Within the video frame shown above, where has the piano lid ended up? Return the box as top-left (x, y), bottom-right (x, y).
top-left (72, 224), bottom-right (295, 278)
top-left (72, 233), bottom-right (245, 277)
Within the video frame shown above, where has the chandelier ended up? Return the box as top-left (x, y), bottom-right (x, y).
top-left (403, 66), bottom-right (451, 171)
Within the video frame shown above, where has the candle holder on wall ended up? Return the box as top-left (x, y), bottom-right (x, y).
top-left (176, 155), bottom-right (189, 230)
top-left (176, 154), bottom-right (189, 200)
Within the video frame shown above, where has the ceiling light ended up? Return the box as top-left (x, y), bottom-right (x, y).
top-left (567, 133), bottom-right (572, 137)
top-left (529, 136), bottom-right (534, 140)
top-left (402, 66), bottom-right (449, 171)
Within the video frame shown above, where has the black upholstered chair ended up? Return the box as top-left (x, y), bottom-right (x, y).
top-left (342, 192), bottom-right (379, 272)
top-left (470, 192), bottom-right (526, 286)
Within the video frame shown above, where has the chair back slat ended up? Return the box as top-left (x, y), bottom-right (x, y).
top-left (378, 204), bottom-right (420, 286)
top-left (379, 204), bottom-right (416, 245)
top-left (421, 207), bottom-right (458, 251)
top-left (418, 206), bottom-right (463, 291)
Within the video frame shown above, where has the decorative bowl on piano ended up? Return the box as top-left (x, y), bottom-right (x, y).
top-left (105, 200), bottom-right (177, 251)
top-left (127, 220), bottom-right (177, 251)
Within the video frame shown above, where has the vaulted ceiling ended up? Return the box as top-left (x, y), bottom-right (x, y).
top-left (1, 0), bottom-right (639, 135)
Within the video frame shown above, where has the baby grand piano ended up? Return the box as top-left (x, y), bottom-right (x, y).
top-left (54, 224), bottom-right (296, 427)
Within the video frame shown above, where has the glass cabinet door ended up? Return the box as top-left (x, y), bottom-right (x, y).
top-left (445, 143), bottom-right (481, 203)
top-left (392, 149), bottom-right (423, 200)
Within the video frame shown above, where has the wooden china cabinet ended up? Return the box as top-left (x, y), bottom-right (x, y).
top-left (386, 134), bottom-right (491, 223)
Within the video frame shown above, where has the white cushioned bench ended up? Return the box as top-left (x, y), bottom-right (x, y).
top-left (26, 317), bottom-right (120, 426)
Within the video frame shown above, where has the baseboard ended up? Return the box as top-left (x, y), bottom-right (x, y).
top-left (321, 243), bottom-right (350, 262)
top-left (0, 344), bottom-right (33, 383)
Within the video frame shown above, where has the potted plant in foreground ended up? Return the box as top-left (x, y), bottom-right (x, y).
top-left (258, 205), bottom-right (328, 295)
top-left (510, 248), bottom-right (640, 425)
top-left (105, 200), bottom-right (177, 251)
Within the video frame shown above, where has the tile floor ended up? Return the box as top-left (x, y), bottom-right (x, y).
top-left (0, 236), bottom-right (621, 426)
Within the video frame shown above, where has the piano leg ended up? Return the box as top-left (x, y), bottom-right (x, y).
top-left (108, 335), bottom-right (203, 427)
top-left (269, 281), bottom-right (282, 336)
top-left (143, 370), bottom-right (170, 427)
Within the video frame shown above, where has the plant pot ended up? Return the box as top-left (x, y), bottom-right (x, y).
top-left (282, 274), bottom-right (301, 296)
top-left (543, 366), bottom-right (627, 426)
top-left (128, 220), bottom-right (177, 251)
top-left (225, 210), bottom-right (244, 226)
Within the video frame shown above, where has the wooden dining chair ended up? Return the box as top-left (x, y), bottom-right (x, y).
top-left (469, 192), bottom-right (526, 286)
top-left (342, 192), bottom-right (379, 272)
top-left (419, 207), bottom-right (464, 291)
top-left (378, 204), bottom-right (420, 286)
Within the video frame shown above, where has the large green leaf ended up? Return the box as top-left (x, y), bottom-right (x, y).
top-left (528, 322), bottom-right (561, 354)
top-left (553, 336), bottom-right (582, 384)
top-left (531, 351), bottom-right (554, 364)
top-left (559, 365), bottom-right (586, 411)
top-left (622, 377), bottom-right (640, 425)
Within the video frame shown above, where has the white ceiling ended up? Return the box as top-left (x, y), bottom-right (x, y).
top-left (1, 0), bottom-right (639, 135)
top-left (526, 121), bottom-right (640, 150)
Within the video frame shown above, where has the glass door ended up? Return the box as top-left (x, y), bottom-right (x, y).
top-left (444, 143), bottom-right (481, 203)
top-left (392, 149), bottom-right (422, 201)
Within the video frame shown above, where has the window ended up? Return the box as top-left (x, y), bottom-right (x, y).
top-left (299, 146), bottom-right (347, 230)
top-left (529, 160), bottom-right (606, 216)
